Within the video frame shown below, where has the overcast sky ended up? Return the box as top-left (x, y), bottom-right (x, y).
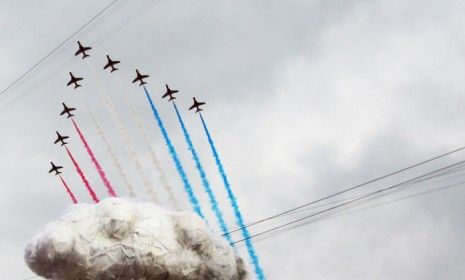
top-left (1, 0), bottom-right (465, 279)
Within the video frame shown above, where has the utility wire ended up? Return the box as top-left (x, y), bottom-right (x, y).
top-left (215, 165), bottom-right (465, 235)
top-left (232, 158), bottom-right (465, 244)
top-left (0, 0), bottom-right (119, 98)
top-left (19, 276), bottom-right (40, 280)
top-left (229, 161), bottom-right (465, 239)
top-left (225, 145), bottom-right (465, 236)
top-left (236, 179), bottom-right (465, 248)
top-left (276, 166), bottom-right (465, 219)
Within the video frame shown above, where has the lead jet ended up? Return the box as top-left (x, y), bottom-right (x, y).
top-left (48, 162), bottom-right (63, 175)
top-left (132, 69), bottom-right (149, 86)
top-left (103, 55), bottom-right (120, 72)
top-left (188, 97), bottom-right (206, 113)
top-left (54, 131), bottom-right (69, 146)
top-left (67, 72), bottom-right (83, 89)
top-left (162, 84), bottom-right (178, 101)
top-left (60, 103), bottom-right (75, 118)
top-left (75, 41), bottom-right (91, 59)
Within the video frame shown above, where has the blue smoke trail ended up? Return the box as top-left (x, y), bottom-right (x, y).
top-left (143, 86), bottom-right (204, 219)
top-left (173, 102), bottom-right (234, 245)
top-left (199, 113), bottom-right (266, 280)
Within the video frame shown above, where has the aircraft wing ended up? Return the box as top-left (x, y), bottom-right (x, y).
top-left (189, 104), bottom-right (197, 110)
top-left (103, 62), bottom-right (110, 69)
top-left (132, 77), bottom-right (139, 83)
top-left (67, 80), bottom-right (73, 86)
top-left (76, 77), bottom-right (83, 81)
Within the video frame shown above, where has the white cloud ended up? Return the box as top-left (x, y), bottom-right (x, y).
top-left (25, 198), bottom-right (247, 279)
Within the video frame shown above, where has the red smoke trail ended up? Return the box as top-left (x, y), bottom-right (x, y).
top-left (71, 118), bottom-right (117, 197)
top-left (58, 175), bottom-right (78, 204)
top-left (65, 146), bottom-right (99, 203)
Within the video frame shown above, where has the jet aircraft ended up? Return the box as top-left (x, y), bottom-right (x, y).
top-left (66, 72), bottom-right (83, 89)
top-left (132, 69), bottom-right (149, 86)
top-left (75, 41), bottom-right (91, 59)
top-left (162, 84), bottom-right (178, 101)
top-left (188, 97), bottom-right (206, 113)
top-left (60, 103), bottom-right (75, 118)
top-left (54, 131), bottom-right (69, 146)
top-left (103, 55), bottom-right (120, 72)
top-left (48, 162), bottom-right (63, 175)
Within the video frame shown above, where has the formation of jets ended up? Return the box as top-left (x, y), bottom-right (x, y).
top-left (48, 162), bottom-right (63, 175)
top-left (51, 41), bottom-right (209, 175)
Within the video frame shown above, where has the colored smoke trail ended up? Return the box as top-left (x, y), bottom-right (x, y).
top-left (116, 74), bottom-right (178, 208)
top-left (143, 86), bottom-right (204, 218)
top-left (65, 146), bottom-right (99, 203)
top-left (58, 175), bottom-right (78, 204)
top-left (71, 118), bottom-right (117, 197)
top-left (87, 63), bottom-right (157, 203)
top-left (173, 102), bottom-right (233, 244)
top-left (199, 113), bottom-right (266, 280)
top-left (82, 100), bottom-right (136, 197)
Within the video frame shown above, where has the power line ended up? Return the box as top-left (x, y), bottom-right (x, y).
top-left (225, 145), bottom-right (465, 236)
top-left (275, 166), bottom-right (465, 220)
top-left (232, 159), bottom-right (465, 244)
top-left (0, 0), bottom-right (119, 98)
top-left (236, 179), bottom-right (465, 248)
top-left (19, 276), bottom-right (40, 280)
top-left (215, 165), bottom-right (465, 235)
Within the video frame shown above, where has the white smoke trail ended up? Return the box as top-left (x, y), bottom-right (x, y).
top-left (81, 99), bottom-right (136, 197)
top-left (86, 62), bottom-right (158, 203)
top-left (115, 74), bottom-right (179, 209)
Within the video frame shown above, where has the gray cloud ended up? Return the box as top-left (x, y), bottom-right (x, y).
top-left (1, 0), bottom-right (465, 279)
